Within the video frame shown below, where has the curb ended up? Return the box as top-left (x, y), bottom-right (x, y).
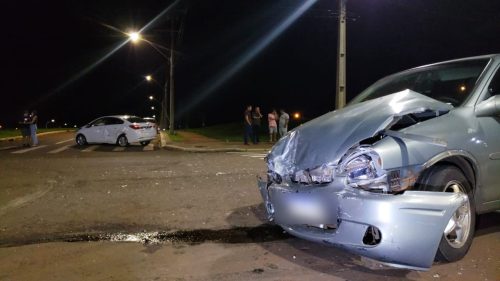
top-left (0, 130), bottom-right (70, 142)
top-left (159, 131), bottom-right (270, 153)
top-left (162, 144), bottom-right (269, 153)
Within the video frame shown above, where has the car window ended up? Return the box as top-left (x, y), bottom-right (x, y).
top-left (106, 117), bottom-right (124, 125)
top-left (350, 59), bottom-right (490, 107)
top-left (91, 118), bottom-right (106, 126)
top-left (486, 68), bottom-right (500, 98)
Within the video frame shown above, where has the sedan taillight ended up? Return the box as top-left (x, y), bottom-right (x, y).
top-left (129, 124), bottom-right (141, 130)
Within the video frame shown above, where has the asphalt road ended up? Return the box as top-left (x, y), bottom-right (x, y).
top-left (0, 132), bottom-right (498, 281)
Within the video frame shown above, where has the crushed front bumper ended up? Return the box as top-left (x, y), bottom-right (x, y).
top-left (258, 178), bottom-right (468, 270)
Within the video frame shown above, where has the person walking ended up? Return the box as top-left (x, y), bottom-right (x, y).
top-left (268, 109), bottom-right (278, 143)
top-left (19, 110), bottom-right (31, 147)
top-left (279, 108), bottom-right (290, 138)
top-left (29, 110), bottom-right (38, 146)
top-left (243, 105), bottom-right (253, 145)
top-left (251, 106), bottom-right (263, 144)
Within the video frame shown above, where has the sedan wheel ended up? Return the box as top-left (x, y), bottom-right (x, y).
top-left (117, 135), bottom-right (128, 147)
top-left (442, 181), bottom-right (472, 249)
top-left (416, 165), bottom-right (475, 262)
top-left (76, 134), bottom-right (87, 146)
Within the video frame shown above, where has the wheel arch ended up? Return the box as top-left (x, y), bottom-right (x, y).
top-left (116, 133), bottom-right (127, 143)
top-left (418, 150), bottom-right (479, 199)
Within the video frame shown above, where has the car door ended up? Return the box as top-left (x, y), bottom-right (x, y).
top-left (474, 66), bottom-right (500, 210)
top-left (104, 117), bottom-right (124, 143)
top-left (85, 117), bottom-right (106, 143)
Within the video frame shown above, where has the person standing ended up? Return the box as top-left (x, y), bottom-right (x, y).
top-left (279, 109), bottom-right (290, 138)
top-left (243, 105), bottom-right (253, 145)
top-left (29, 110), bottom-right (39, 146)
top-left (19, 110), bottom-right (31, 147)
top-left (268, 109), bottom-right (278, 143)
top-left (251, 106), bottom-right (263, 144)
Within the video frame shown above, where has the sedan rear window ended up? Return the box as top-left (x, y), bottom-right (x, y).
top-left (124, 116), bottom-right (146, 123)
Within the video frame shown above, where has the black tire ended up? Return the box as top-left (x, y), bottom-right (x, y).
top-left (140, 141), bottom-right (150, 146)
top-left (117, 135), bottom-right (128, 147)
top-left (76, 134), bottom-right (87, 146)
top-left (416, 165), bottom-right (475, 262)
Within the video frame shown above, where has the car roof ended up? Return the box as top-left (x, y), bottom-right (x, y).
top-left (409, 54), bottom-right (500, 70)
top-left (99, 115), bottom-right (139, 119)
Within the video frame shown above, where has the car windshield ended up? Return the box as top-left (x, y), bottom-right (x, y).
top-left (350, 58), bottom-right (490, 107)
top-left (123, 116), bottom-right (146, 123)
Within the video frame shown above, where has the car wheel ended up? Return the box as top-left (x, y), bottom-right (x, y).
top-left (140, 141), bottom-right (150, 146)
top-left (117, 135), bottom-right (128, 147)
top-left (76, 134), bottom-right (87, 146)
top-left (416, 165), bottom-right (475, 262)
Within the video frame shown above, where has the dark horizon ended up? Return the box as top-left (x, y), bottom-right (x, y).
top-left (1, 0), bottom-right (499, 128)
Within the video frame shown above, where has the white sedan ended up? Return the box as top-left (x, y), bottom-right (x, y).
top-left (75, 115), bottom-right (157, 147)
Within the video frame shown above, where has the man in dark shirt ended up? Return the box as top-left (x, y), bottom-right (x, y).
top-left (252, 106), bottom-right (263, 144)
top-left (243, 105), bottom-right (253, 145)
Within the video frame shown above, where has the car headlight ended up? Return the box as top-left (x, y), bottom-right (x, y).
top-left (341, 146), bottom-right (388, 192)
top-left (292, 164), bottom-right (334, 184)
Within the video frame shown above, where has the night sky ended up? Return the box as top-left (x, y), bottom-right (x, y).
top-left (1, 0), bottom-right (499, 128)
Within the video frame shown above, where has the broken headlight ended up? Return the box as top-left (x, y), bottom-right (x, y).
top-left (292, 164), bottom-right (334, 184)
top-left (341, 146), bottom-right (388, 192)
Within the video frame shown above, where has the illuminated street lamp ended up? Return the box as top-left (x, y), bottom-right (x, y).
top-left (145, 75), bottom-right (152, 82)
top-left (149, 95), bottom-right (154, 100)
top-left (293, 112), bottom-right (301, 120)
top-left (45, 119), bottom-right (55, 128)
top-left (151, 106), bottom-right (155, 110)
top-left (128, 31), bottom-right (141, 43)
top-left (126, 26), bottom-right (177, 135)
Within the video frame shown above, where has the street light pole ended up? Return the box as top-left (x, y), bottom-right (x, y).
top-left (335, 0), bottom-right (347, 109)
top-left (169, 18), bottom-right (175, 135)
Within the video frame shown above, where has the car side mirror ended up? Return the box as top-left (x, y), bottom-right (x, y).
top-left (475, 95), bottom-right (500, 117)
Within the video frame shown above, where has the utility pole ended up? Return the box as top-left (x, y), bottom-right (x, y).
top-left (169, 18), bottom-right (175, 135)
top-left (161, 80), bottom-right (168, 130)
top-left (335, 0), bottom-right (347, 109)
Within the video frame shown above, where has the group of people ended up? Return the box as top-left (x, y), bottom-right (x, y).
top-left (244, 105), bottom-right (289, 145)
top-left (19, 110), bottom-right (39, 147)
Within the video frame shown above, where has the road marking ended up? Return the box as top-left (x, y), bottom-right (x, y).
top-left (11, 145), bottom-right (48, 154)
top-left (143, 143), bottom-right (154, 151)
top-left (48, 145), bottom-right (71, 154)
top-left (0, 146), bottom-right (17, 151)
top-left (82, 145), bottom-right (99, 152)
top-left (0, 180), bottom-right (56, 216)
top-left (56, 138), bottom-right (74, 145)
top-left (227, 152), bottom-right (267, 160)
top-left (113, 146), bottom-right (126, 152)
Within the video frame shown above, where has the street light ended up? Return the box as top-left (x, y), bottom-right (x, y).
top-left (127, 26), bottom-right (176, 135)
top-left (145, 75), bottom-right (168, 128)
top-left (45, 119), bottom-right (55, 128)
top-left (128, 31), bottom-right (142, 43)
top-left (151, 106), bottom-right (155, 110)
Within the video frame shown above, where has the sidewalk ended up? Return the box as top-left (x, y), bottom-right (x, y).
top-left (160, 131), bottom-right (274, 152)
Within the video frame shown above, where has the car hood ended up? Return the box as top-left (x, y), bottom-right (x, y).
top-left (268, 89), bottom-right (453, 176)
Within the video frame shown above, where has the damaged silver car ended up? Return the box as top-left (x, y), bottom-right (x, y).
top-left (258, 54), bottom-right (500, 270)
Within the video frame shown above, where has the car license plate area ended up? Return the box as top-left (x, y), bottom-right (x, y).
top-left (271, 190), bottom-right (338, 225)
